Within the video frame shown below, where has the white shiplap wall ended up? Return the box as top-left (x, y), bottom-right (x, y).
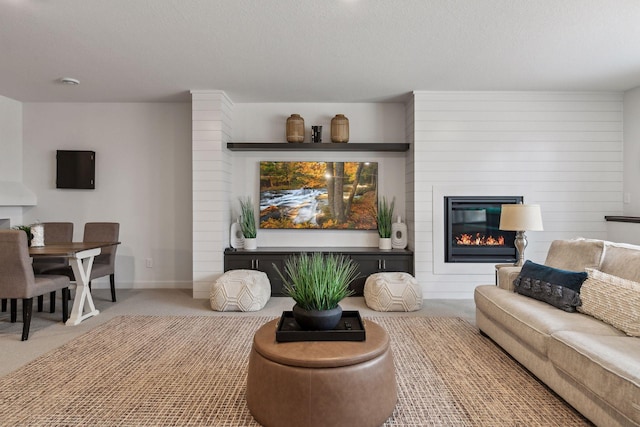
top-left (412, 91), bottom-right (623, 298)
top-left (191, 91), bottom-right (233, 298)
top-left (405, 95), bottom-right (416, 251)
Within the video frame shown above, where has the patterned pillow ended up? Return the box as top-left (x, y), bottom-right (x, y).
top-left (513, 260), bottom-right (587, 312)
top-left (578, 269), bottom-right (640, 337)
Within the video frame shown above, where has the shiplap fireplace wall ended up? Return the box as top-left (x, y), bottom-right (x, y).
top-left (412, 91), bottom-right (623, 298)
top-left (190, 91), bottom-right (623, 299)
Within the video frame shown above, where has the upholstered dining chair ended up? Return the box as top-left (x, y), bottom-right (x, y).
top-left (32, 222), bottom-right (74, 274)
top-left (32, 222), bottom-right (74, 313)
top-left (0, 230), bottom-right (70, 341)
top-left (47, 222), bottom-right (120, 302)
top-left (85, 222), bottom-right (120, 302)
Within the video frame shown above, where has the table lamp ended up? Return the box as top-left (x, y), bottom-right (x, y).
top-left (499, 204), bottom-right (544, 267)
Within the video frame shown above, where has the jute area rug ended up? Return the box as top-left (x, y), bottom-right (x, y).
top-left (0, 315), bottom-right (590, 426)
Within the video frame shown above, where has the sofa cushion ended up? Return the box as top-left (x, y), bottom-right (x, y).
top-left (578, 269), bottom-right (640, 337)
top-left (544, 239), bottom-right (604, 272)
top-left (549, 331), bottom-right (640, 426)
top-left (513, 260), bottom-right (587, 312)
top-left (599, 243), bottom-right (640, 282)
top-left (474, 285), bottom-right (620, 357)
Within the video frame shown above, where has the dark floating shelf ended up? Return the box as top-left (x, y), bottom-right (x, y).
top-left (605, 216), bottom-right (640, 224)
top-left (226, 142), bottom-right (410, 152)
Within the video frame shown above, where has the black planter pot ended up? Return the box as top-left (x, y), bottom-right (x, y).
top-left (292, 304), bottom-right (342, 331)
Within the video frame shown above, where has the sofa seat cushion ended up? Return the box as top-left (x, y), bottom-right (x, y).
top-left (475, 285), bottom-right (620, 357)
top-left (549, 331), bottom-right (640, 425)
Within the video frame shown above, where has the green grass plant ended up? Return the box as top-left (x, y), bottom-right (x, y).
top-left (377, 196), bottom-right (395, 238)
top-left (239, 197), bottom-right (257, 238)
top-left (274, 253), bottom-right (358, 311)
top-left (13, 225), bottom-right (33, 243)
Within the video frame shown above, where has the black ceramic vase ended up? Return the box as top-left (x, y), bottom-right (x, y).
top-left (292, 304), bottom-right (342, 330)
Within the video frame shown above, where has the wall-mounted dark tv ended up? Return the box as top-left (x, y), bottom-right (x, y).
top-left (259, 161), bottom-right (378, 230)
top-left (56, 150), bottom-right (95, 189)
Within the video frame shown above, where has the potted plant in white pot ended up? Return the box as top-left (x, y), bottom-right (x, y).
top-left (377, 196), bottom-right (395, 249)
top-left (274, 252), bottom-right (358, 330)
top-left (13, 225), bottom-right (33, 247)
top-left (239, 197), bottom-right (258, 250)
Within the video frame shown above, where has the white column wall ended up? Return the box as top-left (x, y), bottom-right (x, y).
top-left (191, 91), bottom-right (233, 298)
top-left (0, 95), bottom-right (24, 225)
top-left (622, 87), bottom-right (640, 216)
top-left (404, 96), bottom-right (416, 251)
top-left (412, 91), bottom-right (624, 298)
top-left (606, 86), bottom-right (640, 245)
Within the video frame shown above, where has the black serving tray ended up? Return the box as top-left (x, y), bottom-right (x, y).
top-left (276, 310), bottom-right (366, 342)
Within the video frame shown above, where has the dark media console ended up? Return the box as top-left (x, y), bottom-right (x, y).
top-left (223, 247), bottom-right (414, 296)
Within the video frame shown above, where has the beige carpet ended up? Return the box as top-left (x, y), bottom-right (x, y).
top-left (0, 315), bottom-right (590, 426)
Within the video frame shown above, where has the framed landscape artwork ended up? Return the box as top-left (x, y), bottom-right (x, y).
top-left (259, 161), bottom-right (378, 230)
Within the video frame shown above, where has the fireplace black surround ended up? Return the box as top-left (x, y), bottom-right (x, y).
top-left (445, 196), bottom-right (523, 263)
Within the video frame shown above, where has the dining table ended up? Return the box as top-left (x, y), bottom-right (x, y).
top-left (29, 242), bottom-right (120, 325)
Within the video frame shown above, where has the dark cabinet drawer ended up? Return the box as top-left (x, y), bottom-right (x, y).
top-left (349, 254), bottom-right (414, 295)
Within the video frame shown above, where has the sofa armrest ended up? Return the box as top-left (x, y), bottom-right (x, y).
top-left (496, 265), bottom-right (522, 291)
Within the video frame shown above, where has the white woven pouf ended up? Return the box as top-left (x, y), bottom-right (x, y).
top-left (210, 270), bottom-right (271, 312)
top-left (364, 272), bottom-right (423, 312)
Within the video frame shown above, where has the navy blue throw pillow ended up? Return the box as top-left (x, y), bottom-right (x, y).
top-left (513, 260), bottom-right (588, 312)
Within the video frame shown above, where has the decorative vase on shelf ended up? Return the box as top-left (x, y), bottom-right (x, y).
top-left (286, 114), bottom-right (305, 143)
top-left (379, 237), bottom-right (392, 250)
top-left (230, 220), bottom-right (244, 249)
top-left (391, 216), bottom-right (408, 249)
top-left (331, 114), bottom-right (349, 143)
top-left (244, 238), bottom-right (257, 250)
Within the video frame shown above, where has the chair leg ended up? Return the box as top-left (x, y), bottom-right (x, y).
top-left (10, 299), bottom-right (17, 322)
top-left (62, 288), bottom-right (69, 323)
top-left (37, 295), bottom-right (44, 312)
top-left (50, 291), bottom-right (56, 313)
top-left (21, 297), bottom-right (33, 341)
top-left (110, 274), bottom-right (116, 302)
top-left (1, 298), bottom-right (6, 312)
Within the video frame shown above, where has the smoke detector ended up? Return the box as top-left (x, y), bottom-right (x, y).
top-left (60, 77), bottom-right (80, 85)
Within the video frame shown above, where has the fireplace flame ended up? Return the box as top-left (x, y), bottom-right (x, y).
top-left (455, 233), bottom-right (505, 246)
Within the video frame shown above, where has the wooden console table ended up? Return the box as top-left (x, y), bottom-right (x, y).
top-left (223, 247), bottom-right (414, 296)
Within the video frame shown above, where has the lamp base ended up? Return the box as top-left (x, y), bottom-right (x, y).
top-left (513, 230), bottom-right (528, 267)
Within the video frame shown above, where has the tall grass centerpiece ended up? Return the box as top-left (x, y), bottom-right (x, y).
top-left (274, 253), bottom-right (358, 330)
top-left (377, 196), bottom-right (395, 249)
top-left (376, 196), bottom-right (395, 238)
top-left (239, 197), bottom-right (257, 249)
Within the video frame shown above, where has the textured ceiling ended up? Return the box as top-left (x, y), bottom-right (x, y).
top-left (1, 0), bottom-right (640, 103)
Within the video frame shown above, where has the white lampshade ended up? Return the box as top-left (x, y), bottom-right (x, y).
top-left (499, 204), bottom-right (544, 231)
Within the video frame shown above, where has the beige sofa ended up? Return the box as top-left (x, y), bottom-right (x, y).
top-left (475, 238), bottom-right (640, 427)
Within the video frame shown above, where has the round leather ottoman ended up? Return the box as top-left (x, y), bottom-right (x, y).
top-left (246, 319), bottom-right (397, 427)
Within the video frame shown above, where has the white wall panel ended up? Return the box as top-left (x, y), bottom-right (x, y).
top-left (21, 102), bottom-right (193, 290)
top-left (412, 91), bottom-right (624, 298)
top-left (191, 91), bottom-right (233, 298)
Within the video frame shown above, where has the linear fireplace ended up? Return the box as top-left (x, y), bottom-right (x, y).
top-left (445, 196), bottom-right (523, 263)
